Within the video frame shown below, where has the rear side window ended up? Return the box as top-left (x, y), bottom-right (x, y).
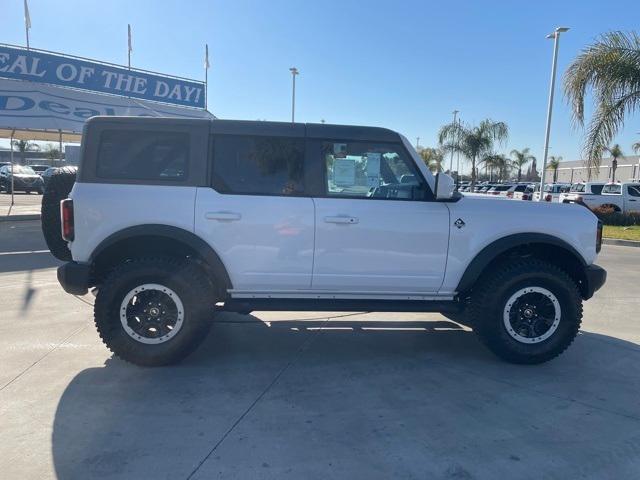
top-left (97, 130), bottom-right (189, 181)
top-left (212, 135), bottom-right (305, 195)
top-left (602, 184), bottom-right (621, 194)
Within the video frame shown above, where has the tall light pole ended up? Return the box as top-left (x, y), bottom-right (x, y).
top-left (455, 117), bottom-right (462, 186)
top-left (449, 110), bottom-right (459, 173)
top-left (538, 27), bottom-right (569, 201)
top-left (289, 67), bottom-right (299, 123)
top-left (416, 137), bottom-right (420, 149)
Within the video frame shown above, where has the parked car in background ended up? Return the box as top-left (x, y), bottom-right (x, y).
top-left (0, 164), bottom-right (44, 194)
top-left (507, 184), bottom-right (531, 199)
top-left (563, 182), bottom-right (640, 213)
top-left (30, 165), bottom-right (50, 176)
top-left (520, 184), bottom-right (538, 201)
top-left (533, 183), bottom-right (571, 202)
top-left (559, 182), bottom-right (605, 204)
top-left (487, 184), bottom-right (512, 196)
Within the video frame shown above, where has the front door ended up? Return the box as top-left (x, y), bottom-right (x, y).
top-left (311, 139), bottom-right (450, 295)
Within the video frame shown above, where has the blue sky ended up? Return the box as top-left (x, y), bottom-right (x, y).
top-left (2, 0), bottom-right (640, 169)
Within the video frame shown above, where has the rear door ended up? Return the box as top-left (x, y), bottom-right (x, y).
top-left (309, 137), bottom-right (450, 295)
top-left (194, 123), bottom-right (316, 293)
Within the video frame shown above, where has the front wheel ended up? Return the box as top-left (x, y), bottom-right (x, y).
top-left (94, 257), bottom-right (216, 366)
top-left (469, 258), bottom-right (582, 364)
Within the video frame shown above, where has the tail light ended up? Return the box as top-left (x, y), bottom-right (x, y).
top-left (545, 194), bottom-right (552, 202)
top-left (596, 221), bottom-right (603, 253)
top-left (61, 199), bottom-right (74, 241)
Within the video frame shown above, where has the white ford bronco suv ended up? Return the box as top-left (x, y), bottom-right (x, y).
top-left (47, 117), bottom-right (606, 366)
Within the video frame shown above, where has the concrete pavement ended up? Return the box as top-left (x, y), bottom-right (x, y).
top-left (1, 221), bottom-right (639, 479)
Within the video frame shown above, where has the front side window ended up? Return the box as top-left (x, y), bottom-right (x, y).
top-left (97, 130), bottom-right (189, 181)
top-left (212, 135), bottom-right (305, 196)
top-left (322, 141), bottom-right (427, 200)
top-left (627, 185), bottom-right (640, 197)
top-left (591, 184), bottom-right (604, 194)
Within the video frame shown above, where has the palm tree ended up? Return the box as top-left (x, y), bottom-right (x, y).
top-left (481, 153), bottom-right (511, 182)
top-left (564, 31), bottom-right (640, 177)
top-left (10, 139), bottom-right (40, 165)
top-left (438, 119), bottom-right (509, 188)
top-left (633, 141), bottom-right (640, 154)
top-left (603, 144), bottom-right (623, 182)
top-left (45, 144), bottom-right (61, 166)
top-left (509, 148), bottom-right (536, 182)
top-left (418, 147), bottom-right (445, 173)
top-left (547, 156), bottom-right (562, 183)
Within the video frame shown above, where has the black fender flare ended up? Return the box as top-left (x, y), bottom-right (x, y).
top-left (90, 224), bottom-right (233, 290)
top-left (455, 233), bottom-right (587, 294)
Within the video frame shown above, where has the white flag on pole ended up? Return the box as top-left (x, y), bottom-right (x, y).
top-left (204, 44), bottom-right (210, 69)
top-left (24, 0), bottom-right (31, 30)
top-left (128, 24), bottom-right (133, 53)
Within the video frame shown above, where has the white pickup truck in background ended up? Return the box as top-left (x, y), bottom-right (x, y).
top-left (533, 183), bottom-right (571, 202)
top-left (559, 182), bottom-right (605, 204)
top-left (562, 182), bottom-right (640, 213)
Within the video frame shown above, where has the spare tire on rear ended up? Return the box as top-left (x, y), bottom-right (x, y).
top-left (41, 167), bottom-right (77, 261)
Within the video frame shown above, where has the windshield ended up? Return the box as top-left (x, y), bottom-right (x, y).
top-left (8, 165), bottom-right (36, 175)
top-left (570, 184), bottom-right (585, 192)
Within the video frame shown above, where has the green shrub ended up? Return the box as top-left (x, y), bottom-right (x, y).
top-left (592, 206), bottom-right (640, 226)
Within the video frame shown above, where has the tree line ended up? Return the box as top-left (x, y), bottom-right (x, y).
top-left (419, 30), bottom-right (640, 185)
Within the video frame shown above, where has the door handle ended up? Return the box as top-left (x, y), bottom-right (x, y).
top-left (324, 215), bottom-right (359, 224)
top-left (206, 211), bottom-right (241, 221)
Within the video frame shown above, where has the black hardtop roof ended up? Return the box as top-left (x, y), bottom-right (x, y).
top-left (85, 116), bottom-right (402, 143)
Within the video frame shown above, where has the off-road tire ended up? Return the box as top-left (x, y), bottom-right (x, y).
top-left (470, 258), bottom-right (582, 364)
top-left (94, 257), bottom-right (215, 366)
top-left (41, 167), bottom-right (76, 261)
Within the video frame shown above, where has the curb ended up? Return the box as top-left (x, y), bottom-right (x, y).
top-left (603, 238), bottom-right (640, 248)
top-left (0, 214), bottom-right (41, 222)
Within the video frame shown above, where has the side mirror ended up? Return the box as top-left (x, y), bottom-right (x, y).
top-left (435, 173), bottom-right (455, 200)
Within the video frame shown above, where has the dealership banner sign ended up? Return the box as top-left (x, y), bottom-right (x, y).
top-left (0, 45), bottom-right (205, 108)
top-left (0, 78), bottom-right (212, 138)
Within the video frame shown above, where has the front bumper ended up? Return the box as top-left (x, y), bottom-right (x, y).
top-left (583, 264), bottom-right (607, 300)
top-left (57, 262), bottom-right (91, 295)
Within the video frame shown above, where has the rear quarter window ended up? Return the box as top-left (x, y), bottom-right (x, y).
top-left (97, 130), bottom-right (190, 181)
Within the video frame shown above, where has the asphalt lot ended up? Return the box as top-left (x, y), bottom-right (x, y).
top-left (1, 220), bottom-right (639, 480)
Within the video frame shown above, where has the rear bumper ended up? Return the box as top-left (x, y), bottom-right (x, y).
top-left (57, 262), bottom-right (90, 295)
top-left (583, 264), bottom-right (607, 300)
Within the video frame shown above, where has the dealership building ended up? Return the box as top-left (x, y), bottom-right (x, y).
top-left (547, 155), bottom-right (640, 183)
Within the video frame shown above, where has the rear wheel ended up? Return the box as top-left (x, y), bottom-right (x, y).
top-left (469, 258), bottom-right (582, 364)
top-left (94, 257), bottom-right (215, 366)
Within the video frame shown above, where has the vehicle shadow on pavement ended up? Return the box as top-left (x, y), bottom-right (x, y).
top-left (51, 315), bottom-right (640, 480)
